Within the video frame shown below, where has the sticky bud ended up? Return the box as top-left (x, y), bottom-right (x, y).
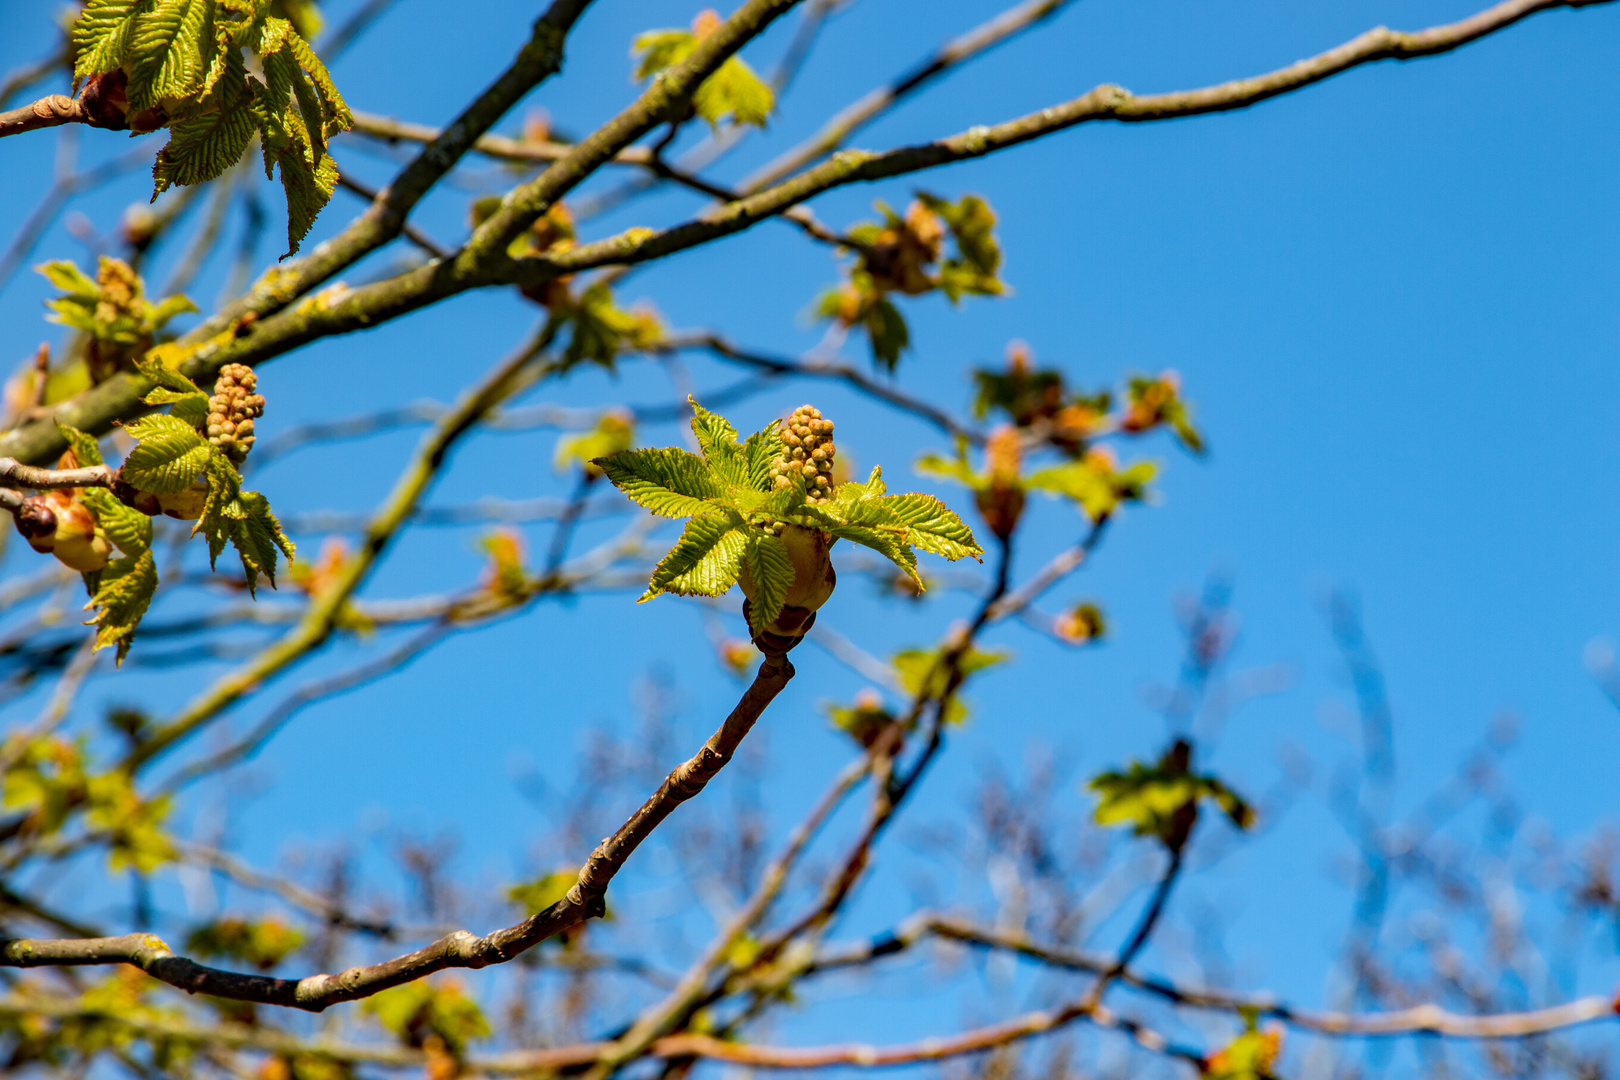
top-left (14, 495), bottom-right (57, 552)
top-left (47, 493), bottom-right (110, 572)
top-left (156, 476), bottom-right (209, 521)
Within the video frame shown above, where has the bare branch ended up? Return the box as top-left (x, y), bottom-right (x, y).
top-left (1, 648), bottom-right (798, 1010)
top-left (4, 0), bottom-right (1600, 468)
top-left (0, 94), bottom-right (91, 139)
top-left (739, 0), bottom-right (1080, 194)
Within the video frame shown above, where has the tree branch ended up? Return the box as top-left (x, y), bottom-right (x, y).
top-left (0, 649), bottom-right (798, 1010)
top-left (0, 94), bottom-right (90, 139)
top-left (738, 0), bottom-right (1080, 194)
top-left (1, 0), bottom-right (1605, 468)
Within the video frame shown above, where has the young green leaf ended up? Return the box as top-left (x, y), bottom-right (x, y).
top-left (121, 414), bottom-right (211, 493)
top-left (642, 515), bottom-right (747, 600)
top-left (81, 488), bottom-right (153, 558)
top-left (84, 549), bottom-right (158, 665)
top-left (54, 421), bottom-right (104, 467)
top-left (595, 447), bottom-right (724, 518)
top-left (741, 531), bottom-right (793, 633)
top-left (230, 490), bottom-right (295, 595)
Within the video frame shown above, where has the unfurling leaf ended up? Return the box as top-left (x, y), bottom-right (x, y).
top-left (1089, 739), bottom-right (1254, 852)
top-left (892, 642), bottom-right (1008, 726)
top-left (555, 411), bottom-right (634, 477)
top-left (598, 401), bottom-right (981, 637)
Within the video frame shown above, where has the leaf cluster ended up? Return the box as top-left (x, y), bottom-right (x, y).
top-left (1, 734), bottom-right (175, 873)
top-left (183, 917), bottom-right (305, 970)
top-left (595, 399), bottom-right (982, 636)
top-left (57, 342), bottom-right (292, 662)
top-left (363, 979), bottom-right (491, 1055)
top-left (39, 257), bottom-right (196, 349)
top-left (72, 0), bottom-right (354, 255)
top-left (632, 9), bottom-right (775, 129)
top-left (555, 410), bottom-right (635, 477)
top-left (817, 192), bottom-right (1006, 370)
top-left (1088, 738), bottom-right (1253, 852)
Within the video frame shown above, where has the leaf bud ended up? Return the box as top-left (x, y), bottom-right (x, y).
top-left (14, 495), bottom-right (57, 551)
top-left (156, 476), bottom-right (209, 521)
top-left (48, 493), bottom-right (110, 572)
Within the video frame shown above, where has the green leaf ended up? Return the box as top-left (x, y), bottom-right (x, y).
top-left (741, 532), bottom-right (792, 633)
top-left (689, 397), bottom-right (750, 486)
top-left (133, 351), bottom-right (205, 396)
top-left (641, 515), bottom-right (746, 600)
top-left (145, 292), bottom-right (199, 329)
top-left (152, 64), bottom-right (256, 193)
top-left (194, 452), bottom-right (241, 568)
top-left (1026, 457), bottom-right (1156, 522)
top-left (126, 0), bottom-right (215, 112)
top-left (631, 29), bottom-right (697, 80)
top-left (81, 488), bottom-right (153, 557)
top-left (692, 57), bottom-right (773, 128)
top-left (72, 0), bottom-right (140, 80)
top-left (260, 107), bottom-right (339, 258)
top-left (121, 414), bottom-right (211, 493)
top-left (554, 412), bottom-right (634, 475)
top-left (892, 643), bottom-right (1008, 726)
top-left (596, 447), bottom-right (724, 518)
top-left (864, 296), bottom-right (909, 372)
top-left (83, 549), bottom-right (158, 666)
top-left (833, 465), bottom-right (886, 503)
top-left (143, 386), bottom-right (210, 429)
top-left (229, 489), bottom-right (293, 595)
top-left (827, 523), bottom-right (918, 585)
top-left (54, 421), bottom-right (104, 467)
top-left (283, 25), bottom-right (352, 138)
top-left (741, 421), bottom-right (783, 492)
top-left (874, 492), bottom-right (983, 562)
top-left (36, 260), bottom-right (100, 300)
top-left (915, 447), bottom-right (985, 492)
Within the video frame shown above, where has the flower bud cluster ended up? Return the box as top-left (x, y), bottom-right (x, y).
top-left (208, 364), bottom-right (265, 464)
top-left (769, 405), bottom-right (836, 504)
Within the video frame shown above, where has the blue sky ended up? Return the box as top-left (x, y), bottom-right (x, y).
top-left (1, 0), bottom-right (1618, 1069)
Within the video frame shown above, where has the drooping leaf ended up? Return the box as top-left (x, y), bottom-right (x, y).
top-left (595, 447), bottom-right (724, 518)
top-left (81, 488), bottom-right (153, 558)
top-left (827, 523), bottom-right (919, 585)
top-left (126, 0), bottom-right (215, 112)
top-left (741, 531), bottom-right (792, 633)
top-left (152, 57), bottom-right (256, 193)
top-left (229, 489), bottom-right (294, 595)
top-left (641, 515), bottom-right (746, 600)
top-left (83, 549), bottom-right (159, 665)
top-left (864, 296), bottom-right (909, 372)
top-left (194, 451), bottom-right (242, 568)
top-left (121, 413), bottom-right (211, 493)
